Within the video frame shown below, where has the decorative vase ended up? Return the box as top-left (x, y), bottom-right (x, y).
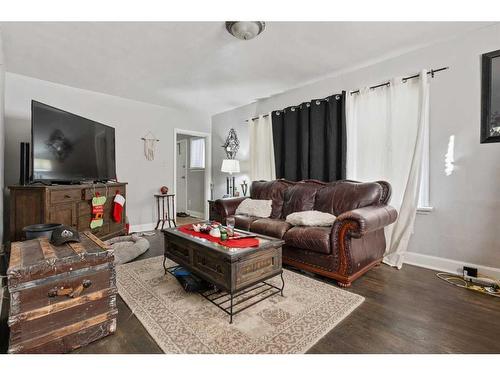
top-left (241, 180), bottom-right (248, 196)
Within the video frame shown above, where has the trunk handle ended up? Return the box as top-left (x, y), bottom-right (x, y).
top-left (47, 279), bottom-right (92, 298)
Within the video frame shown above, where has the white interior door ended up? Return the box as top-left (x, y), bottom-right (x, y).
top-left (176, 139), bottom-right (188, 214)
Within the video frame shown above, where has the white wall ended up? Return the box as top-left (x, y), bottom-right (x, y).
top-left (212, 23), bottom-right (500, 269)
top-left (4, 73), bottom-right (210, 233)
top-left (212, 114), bottom-right (252, 199)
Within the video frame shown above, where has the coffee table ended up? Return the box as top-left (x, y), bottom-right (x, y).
top-left (163, 226), bottom-right (285, 323)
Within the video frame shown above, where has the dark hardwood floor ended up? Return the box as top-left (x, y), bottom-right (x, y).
top-left (3, 230), bottom-right (500, 354)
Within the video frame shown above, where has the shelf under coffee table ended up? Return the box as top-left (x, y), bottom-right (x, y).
top-left (162, 226), bottom-right (285, 323)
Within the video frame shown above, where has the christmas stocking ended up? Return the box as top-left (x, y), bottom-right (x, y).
top-left (90, 194), bottom-right (107, 229)
top-left (113, 193), bottom-right (125, 222)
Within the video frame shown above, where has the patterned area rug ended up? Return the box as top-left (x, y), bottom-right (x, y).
top-left (116, 256), bottom-right (364, 354)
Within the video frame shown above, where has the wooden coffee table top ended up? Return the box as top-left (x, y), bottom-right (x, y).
top-left (162, 226), bottom-right (284, 261)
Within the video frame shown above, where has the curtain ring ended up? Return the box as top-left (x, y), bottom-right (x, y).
top-left (275, 111), bottom-right (280, 116)
top-left (335, 95), bottom-right (340, 100)
top-left (291, 107), bottom-right (295, 112)
top-left (315, 100), bottom-right (320, 105)
top-left (325, 98), bottom-right (329, 102)
top-left (306, 103), bottom-right (310, 107)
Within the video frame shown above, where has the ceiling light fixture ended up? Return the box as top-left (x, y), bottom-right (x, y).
top-left (225, 21), bottom-right (266, 40)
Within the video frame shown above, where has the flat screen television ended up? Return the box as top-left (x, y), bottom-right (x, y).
top-left (31, 101), bottom-right (116, 183)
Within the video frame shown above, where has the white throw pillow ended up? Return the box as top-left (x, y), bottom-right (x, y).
top-left (286, 210), bottom-right (336, 227)
top-left (235, 199), bottom-right (272, 218)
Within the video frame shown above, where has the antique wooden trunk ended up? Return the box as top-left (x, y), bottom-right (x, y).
top-left (7, 232), bottom-right (117, 354)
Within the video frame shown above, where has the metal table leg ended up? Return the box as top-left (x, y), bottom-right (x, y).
top-left (170, 195), bottom-right (177, 227)
top-left (155, 196), bottom-right (161, 230)
top-left (161, 196), bottom-right (165, 230)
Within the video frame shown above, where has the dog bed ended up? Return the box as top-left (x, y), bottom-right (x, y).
top-left (105, 234), bottom-right (150, 265)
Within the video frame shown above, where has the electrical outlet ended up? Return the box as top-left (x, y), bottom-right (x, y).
top-left (463, 266), bottom-right (478, 279)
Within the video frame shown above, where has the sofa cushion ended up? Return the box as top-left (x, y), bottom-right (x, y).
top-left (314, 181), bottom-right (383, 216)
top-left (235, 198), bottom-right (272, 218)
top-left (281, 182), bottom-right (323, 218)
top-left (283, 226), bottom-right (332, 255)
top-left (250, 218), bottom-right (292, 239)
top-left (286, 210), bottom-right (336, 227)
top-left (250, 180), bottom-right (294, 219)
top-left (231, 215), bottom-right (259, 231)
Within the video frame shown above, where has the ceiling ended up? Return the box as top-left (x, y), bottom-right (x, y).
top-left (0, 22), bottom-right (492, 115)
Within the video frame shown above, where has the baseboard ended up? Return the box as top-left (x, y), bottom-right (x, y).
top-left (188, 210), bottom-right (204, 219)
top-left (404, 251), bottom-right (500, 279)
top-left (129, 222), bottom-right (156, 233)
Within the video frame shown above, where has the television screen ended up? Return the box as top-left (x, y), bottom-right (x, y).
top-left (31, 101), bottom-right (116, 182)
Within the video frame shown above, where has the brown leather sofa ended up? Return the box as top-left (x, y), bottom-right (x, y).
top-left (214, 179), bottom-right (397, 287)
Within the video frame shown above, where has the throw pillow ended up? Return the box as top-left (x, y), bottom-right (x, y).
top-left (235, 199), bottom-right (272, 218)
top-left (286, 210), bottom-right (336, 227)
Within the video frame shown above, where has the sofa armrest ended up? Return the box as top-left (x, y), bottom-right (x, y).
top-left (214, 197), bottom-right (248, 220)
top-left (334, 205), bottom-right (397, 238)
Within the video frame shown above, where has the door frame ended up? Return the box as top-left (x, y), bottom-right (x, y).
top-left (173, 128), bottom-right (212, 220)
top-left (175, 138), bottom-right (188, 215)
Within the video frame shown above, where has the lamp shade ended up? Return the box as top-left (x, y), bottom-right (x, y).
top-left (221, 159), bottom-right (240, 174)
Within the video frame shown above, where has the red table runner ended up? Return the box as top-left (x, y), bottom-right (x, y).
top-left (178, 225), bottom-right (260, 248)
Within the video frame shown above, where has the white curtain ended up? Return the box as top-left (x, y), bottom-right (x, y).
top-left (249, 114), bottom-right (276, 181)
top-left (189, 138), bottom-right (205, 169)
top-left (346, 70), bottom-right (430, 268)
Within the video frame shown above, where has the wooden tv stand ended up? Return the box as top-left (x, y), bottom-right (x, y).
top-left (9, 182), bottom-right (127, 242)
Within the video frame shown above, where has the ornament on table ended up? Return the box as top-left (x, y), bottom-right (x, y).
top-left (112, 190), bottom-right (126, 222)
top-left (90, 193), bottom-right (107, 229)
top-left (160, 186), bottom-right (169, 194)
top-left (209, 226), bottom-right (221, 238)
top-left (241, 180), bottom-right (248, 196)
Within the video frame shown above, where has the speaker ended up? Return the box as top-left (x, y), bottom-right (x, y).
top-left (19, 142), bottom-right (30, 185)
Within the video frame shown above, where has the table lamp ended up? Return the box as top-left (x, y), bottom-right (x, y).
top-left (221, 159), bottom-right (240, 197)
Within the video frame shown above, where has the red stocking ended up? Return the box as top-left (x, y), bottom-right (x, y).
top-left (113, 193), bottom-right (125, 222)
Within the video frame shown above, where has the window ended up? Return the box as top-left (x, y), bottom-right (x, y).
top-left (189, 138), bottom-right (205, 169)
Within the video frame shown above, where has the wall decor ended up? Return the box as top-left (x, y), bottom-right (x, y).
top-left (141, 131), bottom-right (159, 160)
top-left (481, 48), bottom-right (500, 143)
top-left (222, 128), bottom-right (240, 159)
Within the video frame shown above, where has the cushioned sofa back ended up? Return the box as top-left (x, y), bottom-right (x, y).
top-left (250, 180), bottom-right (294, 219)
top-left (314, 180), bottom-right (383, 216)
top-left (281, 180), bottom-right (326, 218)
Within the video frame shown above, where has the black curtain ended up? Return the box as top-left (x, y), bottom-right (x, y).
top-left (271, 92), bottom-right (346, 182)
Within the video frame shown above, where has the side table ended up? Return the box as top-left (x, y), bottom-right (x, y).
top-left (155, 194), bottom-right (176, 229)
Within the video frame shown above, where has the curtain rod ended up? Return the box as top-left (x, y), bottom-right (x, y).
top-left (245, 66), bottom-right (449, 122)
top-left (349, 66), bottom-right (448, 95)
top-left (245, 97), bottom-right (332, 122)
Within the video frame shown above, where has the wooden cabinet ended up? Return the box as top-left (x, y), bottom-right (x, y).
top-left (9, 183), bottom-right (127, 242)
top-left (49, 203), bottom-right (77, 227)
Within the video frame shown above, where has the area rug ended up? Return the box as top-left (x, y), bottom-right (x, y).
top-left (116, 256), bottom-right (364, 354)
